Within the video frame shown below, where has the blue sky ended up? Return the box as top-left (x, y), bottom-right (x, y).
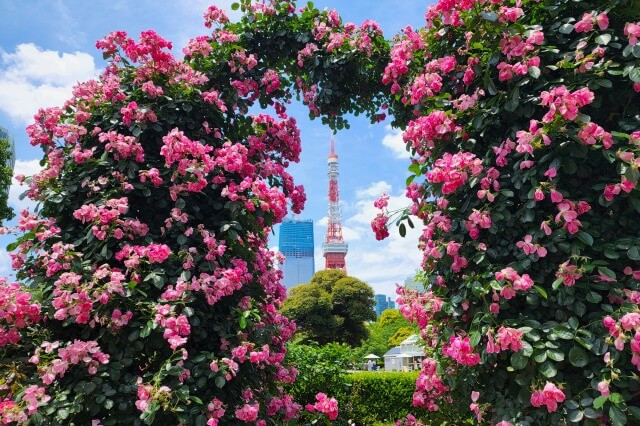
top-left (0, 0), bottom-right (431, 296)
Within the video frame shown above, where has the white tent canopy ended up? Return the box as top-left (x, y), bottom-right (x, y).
top-left (363, 353), bottom-right (380, 359)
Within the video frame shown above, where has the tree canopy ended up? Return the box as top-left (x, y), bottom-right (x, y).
top-left (281, 270), bottom-right (376, 346)
top-left (0, 129), bottom-right (14, 223)
top-left (356, 309), bottom-right (418, 358)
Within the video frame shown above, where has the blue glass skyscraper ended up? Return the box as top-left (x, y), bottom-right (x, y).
top-left (374, 294), bottom-right (397, 318)
top-left (279, 218), bottom-right (315, 289)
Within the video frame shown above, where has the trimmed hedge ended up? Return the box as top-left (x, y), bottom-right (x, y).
top-left (335, 372), bottom-right (472, 425)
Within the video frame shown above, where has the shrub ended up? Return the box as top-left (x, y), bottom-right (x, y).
top-left (284, 343), bottom-right (353, 407)
top-left (336, 372), bottom-right (472, 425)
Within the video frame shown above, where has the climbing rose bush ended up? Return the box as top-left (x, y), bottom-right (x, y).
top-left (0, 0), bottom-right (393, 423)
top-left (375, 0), bottom-right (640, 424)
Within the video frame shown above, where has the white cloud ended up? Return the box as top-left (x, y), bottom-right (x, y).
top-left (316, 216), bottom-right (361, 242)
top-left (381, 125), bottom-right (410, 159)
top-left (0, 43), bottom-right (100, 125)
top-left (355, 180), bottom-right (392, 199)
top-left (8, 159), bottom-right (42, 212)
top-left (337, 181), bottom-right (422, 297)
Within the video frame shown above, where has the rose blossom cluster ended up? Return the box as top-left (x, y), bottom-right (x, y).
top-left (412, 357), bottom-right (451, 412)
top-left (0, 279), bottom-right (41, 347)
top-left (603, 313), bottom-right (640, 370)
top-left (30, 340), bottom-right (110, 385)
top-left (442, 335), bottom-right (480, 366)
top-left (494, 267), bottom-right (534, 300)
top-left (0, 386), bottom-right (50, 425)
top-left (486, 327), bottom-right (524, 353)
top-left (403, 111), bottom-right (459, 158)
top-left (530, 382), bottom-right (566, 413)
top-left (426, 152), bottom-right (483, 194)
top-left (304, 393), bottom-right (339, 421)
top-left (153, 305), bottom-right (191, 350)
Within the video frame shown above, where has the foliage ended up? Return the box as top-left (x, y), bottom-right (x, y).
top-left (282, 270), bottom-right (376, 346)
top-left (0, 130), bottom-right (14, 223)
top-left (357, 309), bottom-right (417, 358)
top-left (283, 343), bottom-right (353, 408)
top-left (378, 308), bottom-right (407, 327)
top-left (373, 0), bottom-right (640, 424)
top-left (388, 327), bottom-right (415, 348)
top-left (281, 283), bottom-right (341, 345)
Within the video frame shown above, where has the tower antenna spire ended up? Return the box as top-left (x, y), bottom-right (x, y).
top-left (322, 134), bottom-right (348, 272)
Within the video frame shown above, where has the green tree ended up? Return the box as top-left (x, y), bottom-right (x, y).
top-left (0, 129), bottom-right (14, 223)
top-left (378, 308), bottom-right (406, 327)
top-left (281, 271), bottom-right (375, 346)
top-left (357, 309), bottom-right (418, 358)
top-left (281, 284), bottom-right (342, 344)
top-left (388, 327), bottom-right (414, 348)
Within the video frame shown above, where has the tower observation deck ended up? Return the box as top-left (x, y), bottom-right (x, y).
top-left (322, 135), bottom-right (348, 272)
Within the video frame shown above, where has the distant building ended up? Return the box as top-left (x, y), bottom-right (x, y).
top-left (374, 294), bottom-right (396, 318)
top-left (384, 334), bottom-right (425, 372)
top-left (279, 218), bottom-right (315, 289)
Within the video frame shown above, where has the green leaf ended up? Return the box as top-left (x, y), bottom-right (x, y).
top-left (540, 360), bottom-right (557, 377)
top-left (592, 338), bottom-right (608, 355)
top-left (559, 23), bottom-right (574, 34)
top-left (553, 325), bottom-right (574, 340)
top-left (629, 67), bottom-right (640, 84)
top-left (533, 350), bottom-right (547, 363)
top-left (529, 66), bottom-right (541, 79)
top-left (628, 406), bottom-right (640, 420)
top-left (469, 331), bottom-right (481, 347)
top-left (598, 267), bottom-right (616, 280)
top-left (568, 346), bottom-right (589, 367)
top-left (511, 351), bottom-right (528, 370)
top-left (399, 223), bottom-right (406, 237)
top-left (609, 393), bottom-right (624, 404)
top-left (628, 246), bottom-right (640, 260)
top-left (215, 376), bottom-right (226, 388)
top-left (586, 291), bottom-right (603, 303)
top-left (552, 278), bottom-right (564, 290)
top-left (577, 231), bottom-right (594, 246)
top-left (568, 410), bottom-right (584, 423)
top-left (547, 349), bottom-right (564, 361)
top-left (533, 285), bottom-right (548, 299)
top-left (593, 395), bottom-right (608, 409)
top-left (603, 246), bottom-right (620, 259)
top-left (231, 2), bottom-right (240, 10)
top-left (568, 317), bottom-right (579, 329)
top-left (595, 34), bottom-right (612, 45)
top-left (609, 405), bottom-right (627, 426)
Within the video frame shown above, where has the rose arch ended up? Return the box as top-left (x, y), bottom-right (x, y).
top-left (1, 0), bottom-right (640, 425)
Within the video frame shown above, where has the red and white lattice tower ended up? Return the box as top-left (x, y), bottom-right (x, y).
top-left (322, 135), bottom-right (348, 272)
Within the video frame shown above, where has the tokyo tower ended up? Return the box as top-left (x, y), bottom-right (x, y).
top-left (322, 135), bottom-right (348, 272)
